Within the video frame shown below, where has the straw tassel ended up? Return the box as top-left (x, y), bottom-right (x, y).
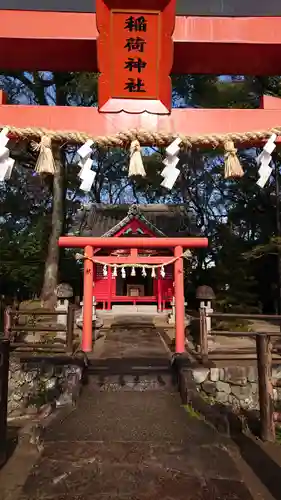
top-left (128, 140), bottom-right (146, 177)
top-left (32, 135), bottom-right (56, 175)
top-left (224, 140), bottom-right (244, 179)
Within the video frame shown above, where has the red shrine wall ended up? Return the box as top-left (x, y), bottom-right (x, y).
top-left (92, 218), bottom-right (174, 309)
top-left (93, 264), bottom-right (173, 309)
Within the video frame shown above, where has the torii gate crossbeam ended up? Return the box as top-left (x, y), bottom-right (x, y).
top-left (0, 10), bottom-right (281, 75)
top-left (0, 5), bottom-right (280, 141)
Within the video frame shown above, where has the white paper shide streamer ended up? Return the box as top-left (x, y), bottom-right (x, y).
top-left (0, 128), bottom-right (15, 182)
top-left (77, 140), bottom-right (96, 192)
top-left (161, 138), bottom-right (181, 190)
top-left (256, 134), bottom-right (277, 188)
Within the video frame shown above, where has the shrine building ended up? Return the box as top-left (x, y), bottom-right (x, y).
top-left (72, 204), bottom-right (197, 312)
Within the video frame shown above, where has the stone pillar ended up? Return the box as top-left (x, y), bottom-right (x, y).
top-left (168, 296), bottom-right (176, 324)
top-left (55, 298), bottom-right (69, 327)
top-left (199, 300), bottom-right (213, 334)
top-left (80, 297), bottom-right (96, 322)
top-left (92, 296), bottom-right (97, 321)
top-left (199, 304), bottom-right (215, 352)
top-left (55, 283), bottom-right (74, 342)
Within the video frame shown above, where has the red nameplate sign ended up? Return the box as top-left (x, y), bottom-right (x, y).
top-left (97, 0), bottom-right (175, 114)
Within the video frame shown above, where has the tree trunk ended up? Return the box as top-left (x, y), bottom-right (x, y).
top-left (40, 146), bottom-right (65, 308)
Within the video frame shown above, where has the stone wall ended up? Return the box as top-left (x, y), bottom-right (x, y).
top-left (8, 357), bottom-right (84, 419)
top-left (191, 365), bottom-right (281, 410)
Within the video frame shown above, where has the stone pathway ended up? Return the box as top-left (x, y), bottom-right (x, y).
top-left (2, 323), bottom-right (257, 499)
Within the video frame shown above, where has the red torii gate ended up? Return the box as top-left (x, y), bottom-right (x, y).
top-left (0, 1), bottom-right (281, 352)
top-left (59, 237), bottom-right (208, 353)
top-left (0, 2), bottom-right (281, 137)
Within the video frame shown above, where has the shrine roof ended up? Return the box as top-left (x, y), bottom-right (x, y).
top-left (71, 203), bottom-right (199, 238)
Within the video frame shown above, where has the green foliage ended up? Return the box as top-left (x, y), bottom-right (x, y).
top-left (243, 237), bottom-right (281, 259)
top-left (183, 404), bottom-right (201, 419)
top-left (0, 71), bottom-right (280, 313)
top-left (0, 165), bottom-right (50, 296)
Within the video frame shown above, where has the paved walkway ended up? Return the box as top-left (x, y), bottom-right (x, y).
top-left (16, 323), bottom-right (254, 499)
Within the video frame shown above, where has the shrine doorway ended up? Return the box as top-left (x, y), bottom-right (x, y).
top-left (116, 268), bottom-right (154, 298)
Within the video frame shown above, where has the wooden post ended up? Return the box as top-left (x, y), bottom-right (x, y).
top-left (82, 245), bottom-right (94, 352)
top-left (92, 262), bottom-right (96, 306)
top-left (200, 307), bottom-right (208, 363)
top-left (256, 334), bottom-right (275, 442)
top-left (3, 307), bottom-right (11, 338)
top-left (107, 266), bottom-right (112, 310)
top-left (157, 268), bottom-right (162, 312)
top-left (198, 307), bottom-right (203, 353)
top-left (174, 245), bottom-right (185, 353)
top-left (0, 338), bottom-right (10, 468)
top-left (66, 304), bottom-right (75, 353)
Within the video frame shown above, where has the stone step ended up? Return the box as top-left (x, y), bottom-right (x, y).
top-left (88, 373), bottom-right (176, 392)
top-left (111, 305), bottom-right (160, 313)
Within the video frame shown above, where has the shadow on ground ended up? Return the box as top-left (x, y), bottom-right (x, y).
top-left (0, 425), bottom-right (19, 471)
top-left (199, 398), bottom-right (281, 500)
top-left (234, 432), bottom-right (281, 500)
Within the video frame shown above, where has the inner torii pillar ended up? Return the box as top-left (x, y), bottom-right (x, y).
top-left (174, 245), bottom-right (185, 353)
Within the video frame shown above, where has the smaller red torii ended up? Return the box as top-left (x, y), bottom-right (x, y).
top-left (58, 236), bottom-right (208, 353)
